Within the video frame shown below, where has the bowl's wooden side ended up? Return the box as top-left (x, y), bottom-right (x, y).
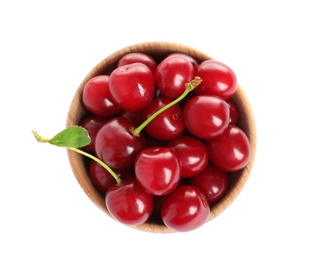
top-left (66, 42), bottom-right (257, 233)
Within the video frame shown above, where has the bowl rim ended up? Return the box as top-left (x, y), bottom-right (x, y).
top-left (66, 41), bottom-right (257, 233)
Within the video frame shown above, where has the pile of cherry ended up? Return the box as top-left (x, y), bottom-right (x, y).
top-left (79, 52), bottom-right (251, 232)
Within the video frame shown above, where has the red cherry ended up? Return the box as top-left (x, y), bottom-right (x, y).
top-left (79, 115), bottom-right (111, 154)
top-left (167, 135), bottom-right (209, 178)
top-left (82, 75), bottom-right (121, 116)
top-left (89, 161), bottom-right (134, 196)
top-left (152, 178), bottom-right (189, 218)
top-left (134, 147), bottom-right (181, 196)
top-left (167, 53), bottom-right (199, 71)
top-left (189, 163), bottom-right (229, 204)
top-left (183, 95), bottom-right (230, 140)
top-left (118, 109), bottom-right (144, 125)
top-left (94, 117), bottom-right (146, 170)
top-left (155, 56), bottom-right (195, 98)
top-left (89, 160), bottom-right (116, 196)
top-left (117, 52), bottom-right (157, 74)
top-left (105, 178), bottom-right (153, 226)
top-left (206, 125), bottom-right (251, 172)
top-left (109, 63), bottom-right (155, 112)
top-left (142, 97), bottom-right (185, 141)
top-left (161, 185), bottom-right (210, 232)
top-left (227, 99), bottom-right (240, 124)
top-left (194, 60), bottom-right (237, 100)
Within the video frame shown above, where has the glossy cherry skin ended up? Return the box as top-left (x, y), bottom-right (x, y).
top-left (82, 75), bottom-right (121, 116)
top-left (167, 53), bottom-right (199, 71)
top-left (154, 56), bottom-right (195, 98)
top-left (94, 117), bottom-right (146, 170)
top-left (183, 95), bottom-right (230, 140)
top-left (194, 60), bottom-right (237, 100)
top-left (227, 99), bottom-right (240, 124)
top-left (189, 163), bottom-right (228, 204)
top-left (206, 125), bottom-right (251, 172)
top-left (105, 178), bottom-right (153, 226)
top-left (161, 185), bottom-right (210, 232)
top-left (79, 115), bottom-right (111, 154)
top-left (89, 161), bottom-right (134, 196)
top-left (142, 97), bottom-right (185, 141)
top-left (117, 109), bottom-right (144, 125)
top-left (109, 63), bottom-right (155, 112)
top-left (134, 147), bottom-right (181, 196)
top-left (117, 52), bottom-right (157, 74)
top-left (167, 135), bottom-right (209, 178)
top-left (89, 160), bottom-right (116, 196)
top-left (152, 178), bottom-right (189, 217)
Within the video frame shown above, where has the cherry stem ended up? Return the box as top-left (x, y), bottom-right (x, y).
top-left (68, 148), bottom-right (122, 186)
top-left (33, 131), bottom-right (122, 186)
top-left (131, 76), bottom-right (202, 136)
top-left (32, 130), bottom-right (49, 143)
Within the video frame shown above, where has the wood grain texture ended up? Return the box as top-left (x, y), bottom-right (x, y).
top-left (66, 42), bottom-right (257, 233)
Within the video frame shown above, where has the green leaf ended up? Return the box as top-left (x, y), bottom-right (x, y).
top-left (48, 126), bottom-right (91, 148)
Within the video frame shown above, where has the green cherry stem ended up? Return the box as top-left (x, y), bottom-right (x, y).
top-left (32, 130), bottom-right (50, 143)
top-left (68, 147), bottom-right (122, 186)
top-left (32, 130), bottom-right (122, 186)
top-left (131, 76), bottom-right (202, 136)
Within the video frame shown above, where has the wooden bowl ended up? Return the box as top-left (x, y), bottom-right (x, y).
top-left (66, 41), bottom-right (257, 233)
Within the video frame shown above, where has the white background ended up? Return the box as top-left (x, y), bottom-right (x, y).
top-left (1, 0), bottom-right (309, 259)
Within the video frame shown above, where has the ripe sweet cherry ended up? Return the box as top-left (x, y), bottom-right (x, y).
top-left (227, 99), bottom-right (240, 124)
top-left (206, 125), bottom-right (251, 172)
top-left (89, 161), bottom-right (134, 196)
top-left (155, 56), bottom-right (195, 98)
top-left (134, 147), bottom-right (181, 196)
top-left (161, 185), bottom-right (210, 232)
top-left (167, 53), bottom-right (199, 71)
top-left (142, 97), bottom-right (184, 141)
top-left (183, 95), bottom-right (230, 140)
top-left (189, 163), bottom-right (229, 204)
top-left (105, 177), bottom-right (154, 226)
top-left (117, 52), bottom-right (157, 74)
top-left (82, 75), bottom-right (121, 116)
top-left (167, 135), bottom-right (209, 178)
top-left (195, 60), bottom-right (237, 100)
top-left (94, 117), bottom-right (146, 170)
top-left (109, 63), bottom-right (155, 112)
